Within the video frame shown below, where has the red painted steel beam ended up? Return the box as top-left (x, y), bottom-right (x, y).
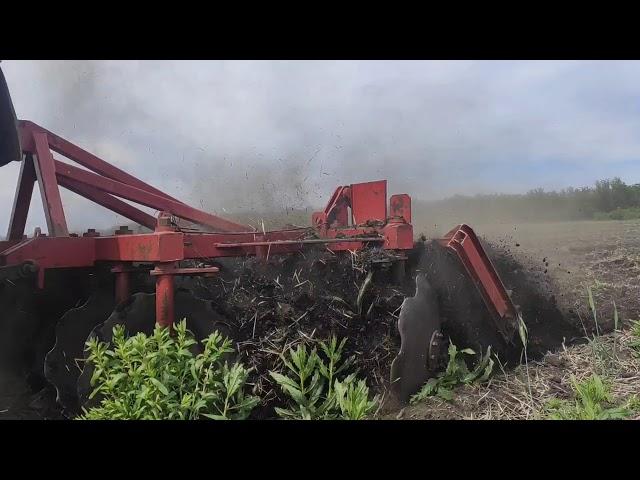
top-left (154, 263), bottom-right (175, 328)
top-left (184, 230), bottom-right (307, 258)
top-left (213, 237), bottom-right (383, 248)
top-left (54, 159), bottom-right (253, 233)
top-left (0, 240), bottom-right (22, 256)
top-left (182, 227), bottom-right (392, 258)
top-left (1, 232), bottom-right (185, 269)
top-left (1, 237), bottom-right (95, 268)
top-left (32, 132), bottom-right (69, 237)
top-left (19, 121), bottom-right (182, 204)
top-left (114, 268), bottom-right (131, 304)
top-left (58, 176), bottom-right (157, 230)
top-left (439, 224), bottom-right (518, 341)
top-left (6, 154), bottom-right (36, 241)
top-left (95, 232), bottom-right (184, 262)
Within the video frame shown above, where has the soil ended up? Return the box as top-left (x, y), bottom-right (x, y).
top-left (185, 237), bottom-right (579, 418)
top-left (469, 220), bottom-right (640, 333)
top-left (188, 247), bottom-right (410, 418)
top-left (3, 219), bottom-right (636, 420)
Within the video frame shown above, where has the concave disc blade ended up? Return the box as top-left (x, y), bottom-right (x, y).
top-left (44, 290), bottom-right (116, 415)
top-left (0, 278), bottom-right (38, 416)
top-left (390, 274), bottom-right (442, 403)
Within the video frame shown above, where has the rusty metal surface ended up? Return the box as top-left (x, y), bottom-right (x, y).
top-left (0, 66), bottom-right (20, 167)
top-left (389, 194), bottom-right (411, 223)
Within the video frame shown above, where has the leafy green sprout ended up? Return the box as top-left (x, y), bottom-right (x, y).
top-left (79, 320), bottom-right (259, 420)
top-left (269, 336), bottom-right (378, 420)
top-left (410, 341), bottom-right (494, 404)
top-left (544, 374), bottom-right (636, 420)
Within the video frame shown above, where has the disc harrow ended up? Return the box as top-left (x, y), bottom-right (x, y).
top-left (0, 64), bottom-right (524, 416)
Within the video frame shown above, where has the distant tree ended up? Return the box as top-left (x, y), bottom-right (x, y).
top-left (421, 177), bottom-right (640, 223)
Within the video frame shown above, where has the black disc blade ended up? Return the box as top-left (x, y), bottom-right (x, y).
top-left (390, 274), bottom-right (442, 403)
top-left (44, 291), bottom-right (115, 414)
top-left (0, 279), bottom-right (37, 417)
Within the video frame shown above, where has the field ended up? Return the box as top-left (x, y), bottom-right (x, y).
top-left (477, 220), bottom-right (640, 326)
top-left (382, 219), bottom-right (640, 420)
top-left (2, 219), bottom-right (639, 420)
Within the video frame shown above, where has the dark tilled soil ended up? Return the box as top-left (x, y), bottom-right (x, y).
top-left (409, 240), bottom-right (581, 366)
top-left (188, 247), bottom-right (410, 418)
top-left (187, 241), bottom-right (579, 417)
top-left (1, 240), bottom-right (579, 420)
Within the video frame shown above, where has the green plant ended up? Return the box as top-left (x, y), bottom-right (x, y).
top-left (79, 320), bottom-right (259, 420)
top-left (334, 375), bottom-right (378, 420)
top-left (544, 374), bottom-right (633, 420)
top-left (593, 206), bottom-right (640, 221)
top-left (269, 336), bottom-right (378, 419)
top-left (410, 342), bottom-right (494, 404)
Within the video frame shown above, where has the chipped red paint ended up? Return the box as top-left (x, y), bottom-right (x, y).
top-left (389, 194), bottom-right (411, 224)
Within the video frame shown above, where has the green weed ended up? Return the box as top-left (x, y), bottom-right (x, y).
top-left (544, 375), bottom-right (634, 420)
top-left (410, 342), bottom-right (494, 404)
top-left (269, 336), bottom-right (378, 420)
top-left (79, 320), bottom-right (259, 420)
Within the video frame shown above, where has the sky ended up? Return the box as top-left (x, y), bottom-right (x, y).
top-left (2, 60), bottom-right (640, 233)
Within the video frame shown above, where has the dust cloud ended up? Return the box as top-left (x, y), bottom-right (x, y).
top-left (3, 60), bottom-right (640, 234)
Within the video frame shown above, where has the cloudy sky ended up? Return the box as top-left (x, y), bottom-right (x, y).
top-left (2, 60), bottom-right (640, 233)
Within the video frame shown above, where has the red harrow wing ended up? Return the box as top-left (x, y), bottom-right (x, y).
top-left (0, 65), bottom-right (521, 415)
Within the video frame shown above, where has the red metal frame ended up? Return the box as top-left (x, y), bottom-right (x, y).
top-left (32, 131), bottom-right (69, 237)
top-left (7, 154), bottom-right (36, 241)
top-left (1, 120), bottom-right (416, 326)
top-left (1, 116), bottom-right (517, 340)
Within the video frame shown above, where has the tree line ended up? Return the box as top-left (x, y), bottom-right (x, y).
top-left (421, 178), bottom-right (640, 223)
